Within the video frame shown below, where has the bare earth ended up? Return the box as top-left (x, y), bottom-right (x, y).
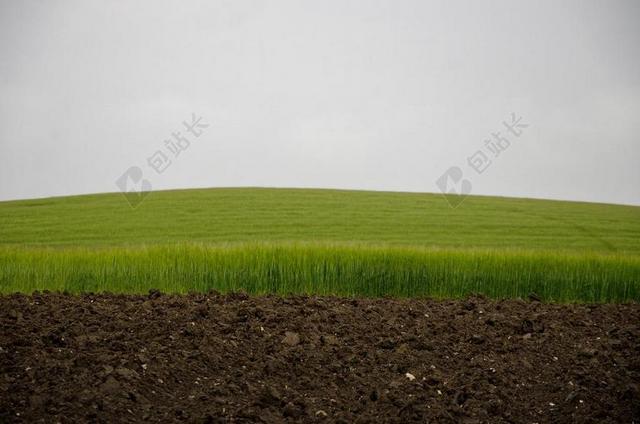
top-left (1, 292), bottom-right (639, 423)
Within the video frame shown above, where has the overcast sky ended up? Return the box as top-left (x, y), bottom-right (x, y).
top-left (1, 0), bottom-right (639, 205)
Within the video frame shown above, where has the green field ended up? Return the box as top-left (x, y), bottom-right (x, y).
top-left (1, 187), bottom-right (639, 301)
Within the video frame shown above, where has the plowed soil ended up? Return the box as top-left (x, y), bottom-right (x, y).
top-left (1, 292), bottom-right (639, 423)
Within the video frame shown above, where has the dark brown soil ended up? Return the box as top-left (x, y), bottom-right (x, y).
top-left (1, 292), bottom-right (639, 423)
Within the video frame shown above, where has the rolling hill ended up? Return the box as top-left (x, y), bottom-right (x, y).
top-left (1, 188), bottom-right (639, 301)
top-left (1, 187), bottom-right (639, 252)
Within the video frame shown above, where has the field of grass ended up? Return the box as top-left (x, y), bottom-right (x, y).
top-left (1, 188), bottom-right (639, 301)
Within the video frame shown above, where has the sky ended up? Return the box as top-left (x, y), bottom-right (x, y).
top-left (0, 0), bottom-right (639, 205)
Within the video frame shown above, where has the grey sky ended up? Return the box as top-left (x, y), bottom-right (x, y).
top-left (1, 0), bottom-right (639, 205)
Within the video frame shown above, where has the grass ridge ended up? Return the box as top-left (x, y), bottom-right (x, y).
top-left (1, 243), bottom-right (638, 302)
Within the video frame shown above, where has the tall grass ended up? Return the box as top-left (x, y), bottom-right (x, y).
top-left (1, 244), bottom-right (638, 302)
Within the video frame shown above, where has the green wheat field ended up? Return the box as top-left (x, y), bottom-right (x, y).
top-left (1, 187), bottom-right (639, 302)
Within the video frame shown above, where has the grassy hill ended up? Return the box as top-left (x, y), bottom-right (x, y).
top-left (1, 187), bottom-right (639, 252)
top-left (1, 188), bottom-right (639, 301)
